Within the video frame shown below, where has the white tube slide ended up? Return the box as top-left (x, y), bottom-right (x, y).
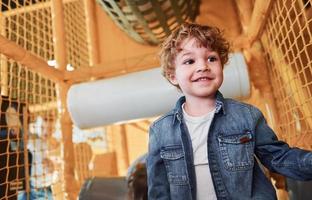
top-left (67, 52), bottom-right (250, 128)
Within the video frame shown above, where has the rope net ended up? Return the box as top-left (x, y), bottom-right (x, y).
top-left (261, 0), bottom-right (312, 150)
top-left (0, 55), bottom-right (64, 199)
top-left (64, 0), bottom-right (89, 69)
top-left (0, 0), bottom-right (96, 199)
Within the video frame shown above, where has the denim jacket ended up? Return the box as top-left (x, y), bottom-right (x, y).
top-left (147, 91), bottom-right (312, 200)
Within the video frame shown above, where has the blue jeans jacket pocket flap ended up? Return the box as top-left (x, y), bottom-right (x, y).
top-left (218, 132), bottom-right (254, 171)
top-left (160, 145), bottom-right (189, 185)
top-left (218, 131), bottom-right (253, 144)
top-left (160, 145), bottom-right (184, 160)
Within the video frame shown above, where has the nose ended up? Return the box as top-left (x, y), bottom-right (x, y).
top-left (196, 60), bottom-right (210, 72)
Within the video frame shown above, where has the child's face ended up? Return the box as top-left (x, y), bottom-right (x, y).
top-left (169, 37), bottom-right (223, 100)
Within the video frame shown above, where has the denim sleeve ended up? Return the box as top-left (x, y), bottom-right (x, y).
top-left (253, 107), bottom-right (312, 181)
top-left (147, 126), bottom-right (170, 200)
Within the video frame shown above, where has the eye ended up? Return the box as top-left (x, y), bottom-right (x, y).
top-left (207, 56), bottom-right (218, 62)
top-left (183, 59), bottom-right (195, 65)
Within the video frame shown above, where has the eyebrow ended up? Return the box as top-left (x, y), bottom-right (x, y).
top-left (178, 51), bottom-right (193, 58)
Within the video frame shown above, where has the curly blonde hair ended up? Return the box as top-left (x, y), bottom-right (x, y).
top-left (159, 23), bottom-right (230, 82)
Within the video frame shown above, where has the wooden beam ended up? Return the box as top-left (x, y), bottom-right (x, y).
top-left (2, 0), bottom-right (76, 17)
top-left (0, 16), bottom-right (9, 96)
top-left (28, 101), bottom-right (58, 113)
top-left (120, 125), bottom-right (130, 168)
top-left (64, 63), bottom-right (158, 83)
top-left (234, 0), bottom-right (253, 33)
top-left (232, 0), bottom-right (273, 49)
top-left (0, 35), bottom-right (64, 83)
top-left (51, 0), bottom-right (78, 199)
top-left (22, 107), bottom-right (31, 196)
top-left (84, 0), bottom-right (100, 67)
top-left (247, 0), bottom-right (273, 45)
top-left (51, 0), bottom-right (67, 71)
top-left (129, 123), bottom-right (148, 133)
top-left (64, 53), bottom-right (159, 83)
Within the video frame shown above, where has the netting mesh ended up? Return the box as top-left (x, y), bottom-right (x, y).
top-left (74, 142), bottom-right (93, 187)
top-left (0, 1), bottom-right (62, 199)
top-left (1, 1), bottom-right (54, 61)
top-left (0, 55), bottom-right (64, 199)
top-left (261, 0), bottom-right (312, 150)
top-left (64, 0), bottom-right (89, 69)
top-left (0, 0), bottom-right (95, 199)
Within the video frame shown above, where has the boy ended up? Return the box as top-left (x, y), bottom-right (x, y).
top-left (146, 23), bottom-right (312, 200)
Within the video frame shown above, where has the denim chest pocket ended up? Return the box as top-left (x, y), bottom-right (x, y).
top-left (160, 145), bottom-right (189, 185)
top-left (218, 131), bottom-right (254, 171)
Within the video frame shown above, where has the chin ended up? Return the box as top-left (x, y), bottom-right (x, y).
top-left (199, 87), bottom-right (219, 96)
top-left (202, 93), bottom-right (217, 98)
top-left (195, 91), bottom-right (217, 98)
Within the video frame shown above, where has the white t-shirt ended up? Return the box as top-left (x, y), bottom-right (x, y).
top-left (182, 104), bottom-right (217, 200)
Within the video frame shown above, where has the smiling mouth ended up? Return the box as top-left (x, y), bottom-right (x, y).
top-left (193, 77), bottom-right (213, 82)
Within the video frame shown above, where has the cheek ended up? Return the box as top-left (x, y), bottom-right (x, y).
top-left (214, 69), bottom-right (223, 82)
top-left (173, 69), bottom-right (183, 80)
top-left (216, 66), bottom-right (223, 76)
top-left (177, 73), bottom-right (191, 84)
top-left (218, 73), bottom-right (224, 85)
top-left (218, 71), bottom-right (224, 80)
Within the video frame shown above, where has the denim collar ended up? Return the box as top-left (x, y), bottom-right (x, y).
top-left (173, 91), bottom-right (226, 124)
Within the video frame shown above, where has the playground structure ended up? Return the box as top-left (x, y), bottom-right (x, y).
top-left (0, 0), bottom-right (311, 199)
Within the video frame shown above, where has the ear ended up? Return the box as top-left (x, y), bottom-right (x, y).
top-left (168, 73), bottom-right (178, 86)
